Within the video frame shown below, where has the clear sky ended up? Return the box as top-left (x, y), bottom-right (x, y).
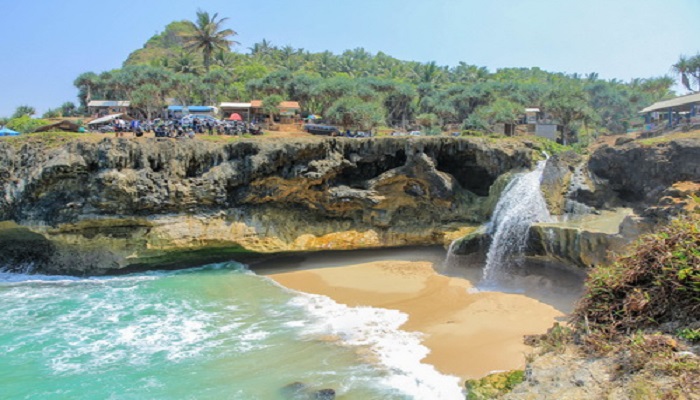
top-left (1, 0), bottom-right (698, 117)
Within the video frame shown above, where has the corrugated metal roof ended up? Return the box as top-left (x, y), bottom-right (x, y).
top-left (250, 100), bottom-right (300, 109)
top-left (640, 92), bottom-right (700, 113)
top-left (88, 100), bottom-right (130, 107)
top-left (220, 102), bottom-right (252, 108)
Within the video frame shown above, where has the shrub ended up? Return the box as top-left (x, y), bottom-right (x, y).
top-left (573, 214), bottom-right (700, 338)
top-left (6, 115), bottom-right (50, 133)
top-left (465, 370), bottom-right (525, 399)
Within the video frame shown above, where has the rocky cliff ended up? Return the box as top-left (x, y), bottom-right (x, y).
top-left (451, 134), bottom-right (700, 270)
top-left (0, 136), bottom-right (539, 274)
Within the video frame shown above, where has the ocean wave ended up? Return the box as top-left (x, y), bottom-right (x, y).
top-left (0, 261), bottom-right (248, 285)
top-left (287, 292), bottom-right (465, 400)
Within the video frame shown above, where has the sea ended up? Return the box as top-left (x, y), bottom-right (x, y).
top-left (0, 249), bottom-right (467, 400)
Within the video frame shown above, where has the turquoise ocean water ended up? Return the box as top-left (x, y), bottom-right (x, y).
top-left (0, 262), bottom-right (465, 399)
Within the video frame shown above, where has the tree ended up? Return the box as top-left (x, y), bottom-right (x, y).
top-left (326, 96), bottom-right (385, 131)
top-left (132, 84), bottom-right (166, 120)
top-left (170, 51), bottom-right (203, 75)
top-left (545, 84), bottom-right (594, 145)
top-left (671, 54), bottom-right (700, 93)
top-left (12, 105), bottom-right (36, 119)
top-left (74, 72), bottom-right (100, 109)
top-left (262, 94), bottom-right (283, 125)
top-left (60, 102), bottom-right (77, 117)
top-left (182, 10), bottom-right (238, 72)
top-left (42, 108), bottom-right (61, 118)
top-left (415, 113), bottom-right (439, 130)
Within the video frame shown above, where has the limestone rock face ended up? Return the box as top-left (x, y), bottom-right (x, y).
top-left (587, 138), bottom-right (700, 211)
top-left (0, 136), bottom-right (537, 274)
top-left (528, 209), bottom-right (650, 269)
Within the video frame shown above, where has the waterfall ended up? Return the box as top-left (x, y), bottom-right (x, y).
top-left (481, 159), bottom-right (551, 283)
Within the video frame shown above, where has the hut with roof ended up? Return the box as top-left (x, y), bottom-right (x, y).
top-left (639, 93), bottom-right (700, 130)
top-left (88, 100), bottom-right (131, 118)
top-left (250, 100), bottom-right (301, 123)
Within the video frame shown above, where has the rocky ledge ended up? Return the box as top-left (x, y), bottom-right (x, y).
top-left (0, 136), bottom-right (539, 274)
top-left (451, 134), bottom-right (700, 270)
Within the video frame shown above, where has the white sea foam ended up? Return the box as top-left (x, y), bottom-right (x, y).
top-left (287, 292), bottom-right (465, 400)
top-left (0, 266), bottom-right (272, 376)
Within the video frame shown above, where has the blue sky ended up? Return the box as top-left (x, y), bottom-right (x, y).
top-left (1, 0), bottom-right (698, 117)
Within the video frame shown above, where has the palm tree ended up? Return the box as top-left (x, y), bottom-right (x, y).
top-left (672, 55), bottom-right (692, 92)
top-left (183, 10), bottom-right (238, 72)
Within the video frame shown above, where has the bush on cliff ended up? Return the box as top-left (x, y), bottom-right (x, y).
top-left (574, 213), bottom-right (699, 338)
top-left (557, 212), bottom-right (700, 397)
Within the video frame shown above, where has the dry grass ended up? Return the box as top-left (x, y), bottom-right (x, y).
top-left (573, 213), bottom-right (699, 338)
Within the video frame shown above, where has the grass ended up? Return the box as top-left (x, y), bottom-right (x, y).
top-left (0, 131), bottom-right (103, 150)
top-left (464, 370), bottom-right (525, 399)
top-left (637, 130), bottom-right (700, 146)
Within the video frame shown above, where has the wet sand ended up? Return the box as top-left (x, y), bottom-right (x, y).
top-left (267, 258), bottom-right (570, 381)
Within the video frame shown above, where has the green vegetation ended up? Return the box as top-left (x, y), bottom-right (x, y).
top-left (0, 131), bottom-right (99, 149)
top-left (637, 130), bottom-right (700, 146)
top-left (11, 105), bottom-right (36, 119)
top-left (519, 211), bottom-right (700, 398)
top-left (671, 53), bottom-right (700, 92)
top-left (5, 115), bottom-right (49, 134)
top-left (464, 370), bottom-right (525, 399)
top-left (574, 214), bottom-right (699, 339)
top-left (57, 10), bottom-right (675, 142)
top-left (181, 10), bottom-right (238, 72)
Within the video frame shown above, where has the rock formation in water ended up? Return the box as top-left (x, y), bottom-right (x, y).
top-left (0, 136), bottom-right (538, 274)
top-left (451, 135), bottom-right (700, 270)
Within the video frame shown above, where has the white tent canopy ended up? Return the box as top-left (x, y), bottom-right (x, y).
top-left (219, 102), bottom-right (252, 108)
top-left (87, 113), bottom-right (123, 125)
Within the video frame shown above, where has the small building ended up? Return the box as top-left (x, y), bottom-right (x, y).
top-left (639, 92), bottom-right (700, 129)
top-left (519, 107), bottom-right (560, 141)
top-left (88, 100), bottom-right (131, 117)
top-left (250, 100), bottom-right (301, 123)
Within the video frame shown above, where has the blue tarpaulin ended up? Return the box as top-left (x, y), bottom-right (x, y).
top-left (168, 106), bottom-right (214, 113)
top-left (0, 127), bottom-right (19, 136)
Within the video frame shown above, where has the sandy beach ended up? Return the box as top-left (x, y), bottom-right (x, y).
top-left (268, 260), bottom-right (567, 381)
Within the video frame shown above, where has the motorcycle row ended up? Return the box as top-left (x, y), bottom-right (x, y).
top-left (97, 120), bottom-right (262, 138)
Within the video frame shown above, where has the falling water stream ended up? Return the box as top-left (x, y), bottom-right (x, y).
top-left (481, 159), bottom-right (551, 283)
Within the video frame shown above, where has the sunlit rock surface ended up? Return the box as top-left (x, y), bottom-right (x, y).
top-left (0, 136), bottom-right (537, 274)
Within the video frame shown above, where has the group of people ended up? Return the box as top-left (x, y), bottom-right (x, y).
top-left (102, 115), bottom-right (262, 138)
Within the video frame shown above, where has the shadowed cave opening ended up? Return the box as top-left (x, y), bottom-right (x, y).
top-left (334, 150), bottom-right (408, 188)
top-left (435, 154), bottom-right (496, 196)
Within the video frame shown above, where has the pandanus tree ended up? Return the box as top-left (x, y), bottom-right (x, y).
top-left (74, 72), bottom-right (100, 108)
top-left (183, 10), bottom-right (238, 72)
top-left (672, 54), bottom-right (700, 92)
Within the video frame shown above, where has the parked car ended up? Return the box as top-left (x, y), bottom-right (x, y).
top-left (303, 123), bottom-right (341, 136)
top-left (409, 130), bottom-right (422, 136)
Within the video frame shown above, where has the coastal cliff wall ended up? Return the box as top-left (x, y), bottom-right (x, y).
top-left (451, 136), bottom-right (700, 270)
top-left (532, 137), bottom-right (700, 268)
top-left (0, 136), bottom-right (538, 274)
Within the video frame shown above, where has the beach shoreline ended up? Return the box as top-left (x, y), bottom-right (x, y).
top-left (265, 258), bottom-right (570, 382)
